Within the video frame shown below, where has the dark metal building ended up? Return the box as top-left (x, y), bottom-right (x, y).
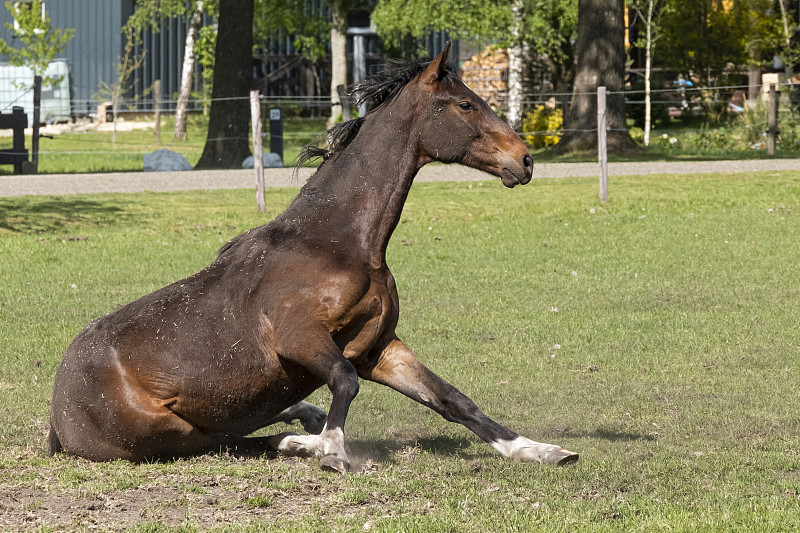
top-left (0, 0), bottom-right (202, 114)
top-left (0, 1), bottom-right (454, 118)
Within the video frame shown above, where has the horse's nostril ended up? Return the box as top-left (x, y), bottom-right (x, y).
top-left (523, 154), bottom-right (533, 173)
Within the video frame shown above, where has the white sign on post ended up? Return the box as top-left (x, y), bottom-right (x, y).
top-left (269, 109), bottom-right (281, 121)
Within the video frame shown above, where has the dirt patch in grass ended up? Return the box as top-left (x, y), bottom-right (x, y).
top-left (0, 446), bottom-right (414, 532)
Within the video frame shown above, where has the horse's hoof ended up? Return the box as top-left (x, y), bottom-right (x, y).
top-left (320, 454), bottom-right (350, 473)
top-left (545, 447), bottom-right (579, 466)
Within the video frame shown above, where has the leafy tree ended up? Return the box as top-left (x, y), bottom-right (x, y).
top-left (94, 19), bottom-right (150, 144)
top-left (126, 0), bottom-right (331, 153)
top-left (658, 0), bottom-right (751, 81)
top-left (655, 0), bottom-right (788, 119)
top-left (125, 0), bottom-right (219, 140)
top-left (372, 0), bottom-right (577, 129)
top-left (254, 0), bottom-right (330, 62)
top-left (192, 24), bottom-right (217, 116)
top-left (0, 0), bottom-right (73, 89)
top-left (516, 0), bottom-right (578, 129)
top-left (775, 0), bottom-right (799, 78)
top-left (372, 0), bottom-right (510, 57)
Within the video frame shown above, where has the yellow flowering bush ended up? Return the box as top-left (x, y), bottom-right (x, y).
top-left (522, 106), bottom-right (563, 148)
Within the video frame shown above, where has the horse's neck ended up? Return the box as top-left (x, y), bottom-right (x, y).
top-left (289, 116), bottom-right (422, 265)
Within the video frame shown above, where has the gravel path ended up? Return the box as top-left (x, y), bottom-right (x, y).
top-left (1, 159), bottom-right (798, 197)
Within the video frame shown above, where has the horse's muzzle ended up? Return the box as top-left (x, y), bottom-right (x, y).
top-left (500, 154), bottom-right (533, 188)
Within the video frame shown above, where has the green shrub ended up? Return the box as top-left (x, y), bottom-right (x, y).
top-left (522, 106), bottom-right (562, 148)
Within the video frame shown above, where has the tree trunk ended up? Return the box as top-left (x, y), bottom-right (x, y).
top-left (174, 0), bottom-right (204, 141)
top-left (194, 0), bottom-right (253, 169)
top-left (506, 0), bottom-right (525, 131)
top-left (328, 1), bottom-right (348, 128)
top-left (555, 0), bottom-right (637, 154)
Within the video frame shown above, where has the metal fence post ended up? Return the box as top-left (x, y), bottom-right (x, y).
top-left (269, 107), bottom-right (283, 165)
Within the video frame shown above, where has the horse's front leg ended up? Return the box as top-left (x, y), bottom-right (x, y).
top-left (264, 328), bottom-right (357, 472)
top-left (363, 338), bottom-right (578, 465)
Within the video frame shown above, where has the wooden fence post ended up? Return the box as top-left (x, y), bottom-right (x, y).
top-left (336, 84), bottom-right (351, 122)
top-left (250, 90), bottom-right (266, 213)
top-left (767, 84), bottom-right (778, 156)
top-left (154, 79), bottom-right (161, 145)
top-left (597, 86), bottom-right (608, 204)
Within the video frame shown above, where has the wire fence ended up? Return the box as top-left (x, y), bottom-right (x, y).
top-left (43, 80), bottom-right (796, 114)
top-left (1, 80), bottom-right (798, 164)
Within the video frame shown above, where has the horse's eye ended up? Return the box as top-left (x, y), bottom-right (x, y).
top-left (458, 101), bottom-right (473, 111)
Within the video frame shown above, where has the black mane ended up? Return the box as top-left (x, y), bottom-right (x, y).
top-left (297, 59), bottom-right (458, 166)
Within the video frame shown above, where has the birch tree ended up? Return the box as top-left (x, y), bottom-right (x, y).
top-left (174, 1), bottom-right (206, 140)
top-left (506, 0), bottom-right (526, 131)
top-left (630, 0), bottom-right (666, 146)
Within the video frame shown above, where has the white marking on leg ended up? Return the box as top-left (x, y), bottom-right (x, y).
top-left (491, 436), bottom-right (574, 464)
top-left (268, 432), bottom-right (322, 457)
top-left (320, 427), bottom-right (345, 457)
top-left (269, 427), bottom-right (348, 461)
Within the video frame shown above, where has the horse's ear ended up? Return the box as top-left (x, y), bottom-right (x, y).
top-left (422, 41), bottom-right (452, 84)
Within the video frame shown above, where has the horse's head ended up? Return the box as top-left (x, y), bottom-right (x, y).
top-left (413, 43), bottom-right (533, 188)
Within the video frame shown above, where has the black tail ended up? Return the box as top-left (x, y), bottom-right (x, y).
top-left (47, 421), bottom-right (62, 456)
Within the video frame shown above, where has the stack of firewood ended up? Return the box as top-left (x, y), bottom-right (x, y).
top-left (460, 46), bottom-right (509, 110)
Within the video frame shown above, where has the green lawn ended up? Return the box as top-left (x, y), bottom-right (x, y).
top-left (1, 114), bottom-right (328, 175)
top-left (0, 171), bottom-right (799, 531)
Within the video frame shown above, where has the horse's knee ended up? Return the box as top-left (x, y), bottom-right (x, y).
top-left (329, 361), bottom-right (359, 399)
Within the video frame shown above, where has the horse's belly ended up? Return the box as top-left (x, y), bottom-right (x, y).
top-left (168, 367), bottom-right (323, 434)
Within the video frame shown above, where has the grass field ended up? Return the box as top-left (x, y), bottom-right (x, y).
top-left (1, 171), bottom-right (799, 531)
top-left (0, 115), bottom-right (327, 175)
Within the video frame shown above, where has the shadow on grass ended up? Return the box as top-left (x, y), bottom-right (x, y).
top-left (559, 428), bottom-right (657, 442)
top-left (0, 197), bottom-right (132, 234)
top-left (343, 428), bottom-right (657, 465)
top-left (347, 435), bottom-right (478, 464)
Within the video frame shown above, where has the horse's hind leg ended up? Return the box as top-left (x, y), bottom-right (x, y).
top-left (50, 350), bottom-right (267, 461)
top-left (363, 338), bottom-right (578, 466)
top-left (51, 392), bottom-right (243, 461)
top-left (267, 401), bottom-right (327, 434)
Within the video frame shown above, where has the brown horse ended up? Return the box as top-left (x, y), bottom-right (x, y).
top-left (48, 44), bottom-right (578, 472)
